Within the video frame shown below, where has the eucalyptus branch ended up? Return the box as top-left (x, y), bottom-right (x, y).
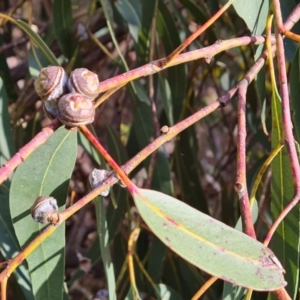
top-left (0, 49), bottom-right (272, 281)
top-left (97, 35), bottom-right (272, 94)
top-left (0, 35), bottom-right (275, 185)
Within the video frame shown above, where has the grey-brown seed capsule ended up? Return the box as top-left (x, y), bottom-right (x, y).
top-left (57, 92), bottom-right (95, 126)
top-left (34, 66), bottom-right (68, 101)
top-left (89, 169), bottom-right (113, 197)
top-left (31, 196), bottom-right (59, 225)
top-left (68, 68), bottom-right (99, 100)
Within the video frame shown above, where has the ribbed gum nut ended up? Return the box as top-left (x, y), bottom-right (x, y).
top-left (34, 66), bottom-right (68, 100)
top-left (58, 92), bottom-right (95, 126)
top-left (68, 68), bottom-right (99, 100)
top-left (31, 196), bottom-right (59, 225)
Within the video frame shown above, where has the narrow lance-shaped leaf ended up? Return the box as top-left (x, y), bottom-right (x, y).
top-left (232, 0), bottom-right (269, 36)
top-left (53, 0), bottom-right (76, 59)
top-left (114, 0), bottom-right (142, 44)
top-left (16, 20), bottom-right (58, 66)
top-left (132, 188), bottom-right (286, 291)
top-left (95, 197), bottom-right (117, 300)
top-left (157, 0), bottom-right (187, 123)
top-left (10, 127), bottom-right (77, 300)
top-left (233, 0), bottom-right (269, 59)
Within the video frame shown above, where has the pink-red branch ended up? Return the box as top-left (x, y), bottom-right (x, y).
top-left (97, 36), bottom-right (273, 94)
top-left (0, 119), bottom-right (60, 184)
top-left (273, 0), bottom-right (300, 193)
top-left (235, 82), bottom-right (256, 238)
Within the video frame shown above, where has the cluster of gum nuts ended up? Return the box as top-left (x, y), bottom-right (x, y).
top-left (31, 66), bottom-right (100, 225)
top-left (34, 66), bottom-right (100, 126)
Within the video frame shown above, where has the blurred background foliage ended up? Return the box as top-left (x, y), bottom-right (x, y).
top-left (1, 0), bottom-right (300, 299)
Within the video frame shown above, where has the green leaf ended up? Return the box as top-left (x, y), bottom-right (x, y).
top-left (53, 0), bottom-right (76, 60)
top-left (105, 122), bottom-right (129, 238)
top-left (147, 237), bottom-right (167, 282)
top-left (114, 0), bottom-right (142, 43)
top-left (0, 78), bottom-right (15, 166)
top-left (99, 0), bottom-right (129, 70)
top-left (28, 47), bottom-right (52, 79)
top-left (233, 0), bottom-right (269, 35)
top-left (233, 0), bottom-right (269, 60)
top-left (158, 75), bottom-right (173, 125)
top-left (173, 126), bottom-right (208, 213)
top-left (271, 46), bottom-right (300, 300)
top-left (95, 197), bottom-right (117, 300)
top-left (157, 1), bottom-right (187, 123)
top-left (132, 188), bottom-right (285, 291)
top-left (125, 287), bottom-right (142, 300)
top-left (222, 285), bottom-right (246, 300)
top-left (10, 127), bottom-right (77, 300)
top-left (128, 82), bottom-right (173, 195)
top-left (137, 0), bottom-right (157, 63)
top-left (156, 283), bottom-right (184, 300)
top-left (222, 202), bottom-right (259, 299)
top-left (16, 20), bottom-right (58, 66)
top-left (150, 147), bottom-right (173, 195)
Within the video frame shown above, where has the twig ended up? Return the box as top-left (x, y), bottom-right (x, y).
top-left (1, 277), bottom-right (7, 300)
top-left (281, 30), bottom-right (300, 42)
top-left (191, 276), bottom-right (218, 300)
top-left (97, 35), bottom-right (272, 93)
top-left (235, 83), bottom-right (256, 238)
top-left (165, 0), bottom-right (234, 64)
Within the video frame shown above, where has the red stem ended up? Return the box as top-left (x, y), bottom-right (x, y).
top-left (79, 126), bottom-right (135, 192)
top-left (235, 83), bottom-right (256, 238)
